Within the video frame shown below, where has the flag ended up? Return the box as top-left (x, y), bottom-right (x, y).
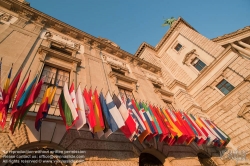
top-left (175, 111), bottom-right (195, 145)
top-left (99, 92), bottom-right (118, 138)
top-left (0, 69), bottom-right (22, 129)
top-left (35, 86), bottom-right (51, 131)
top-left (113, 94), bottom-right (136, 140)
top-left (58, 82), bottom-right (79, 130)
top-left (140, 102), bottom-right (156, 135)
top-left (180, 111), bottom-right (202, 145)
top-left (0, 66), bottom-right (12, 128)
top-left (17, 76), bottom-right (45, 128)
top-left (75, 86), bottom-right (86, 130)
top-left (9, 72), bottom-right (30, 133)
top-left (131, 100), bottom-right (150, 143)
top-left (162, 109), bottom-right (183, 145)
top-left (184, 112), bottom-right (207, 145)
top-left (189, 114), bottom-right (216, 146)
top-left (83, 88), bottom-right (96, 131)
top-left (209, 120), bottom-right (230, 147)
top-left (0, 59), bottom-right (3, 101)
top-left (150, 106), bottom-right (169, 142)
top-left (12, 75), bottom-right (38, 133)
top-left (105, 92), bottom-right (124, 128)
top-left (3, 66), bottom-right (12, 95)
top-left (126, 99), bottom-right (145, 138)
top-left (92, 89), bottom-right (105, 133)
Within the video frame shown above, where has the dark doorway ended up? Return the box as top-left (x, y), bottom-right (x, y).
top-left (139, 153), bottom-right (163, 166)
top-left (197, 152), bottom-right (217, 166)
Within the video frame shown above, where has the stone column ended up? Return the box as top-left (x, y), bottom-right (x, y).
top-left (231, 43), bottom-right (250, 57)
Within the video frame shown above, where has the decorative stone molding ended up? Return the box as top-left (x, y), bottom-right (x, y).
top-left (39, 45), bottom-right (82, 65)
top-left (44, 31), bottom-right (52, 38)
top-left (109, 71), bottom-right (137, 84)
top-left (183, 49), bottom-right (197, 65)
top-left (238, 102), bottom-right (250, 122)
top-left (99, 37), bottom-right (120, 48)
top-left (0, 13), bottom-right (11, 21)
top-left (35, 16), bottom-right (47, 25)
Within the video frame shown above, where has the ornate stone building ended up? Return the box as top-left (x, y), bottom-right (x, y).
top-left (0, 0), bottom-right (249, 165)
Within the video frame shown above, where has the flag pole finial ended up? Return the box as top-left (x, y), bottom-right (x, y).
top-left (95, 86), bottom-right (97, 90)
top-left (85, 85), bottom-right (87, 89)
top-left (77, 82), bottom-right (81, 88)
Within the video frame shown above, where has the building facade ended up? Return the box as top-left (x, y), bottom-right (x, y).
top-left (0, 0), bottom-right (249, 165)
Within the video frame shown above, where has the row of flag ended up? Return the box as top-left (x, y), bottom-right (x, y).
top-left (58, 81), bottom-right (231, 148)
top-left (0, 62), bottom-right (230, 147)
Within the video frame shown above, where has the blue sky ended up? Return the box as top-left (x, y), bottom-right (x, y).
top-left (28, 0), bottom-right (250, 54)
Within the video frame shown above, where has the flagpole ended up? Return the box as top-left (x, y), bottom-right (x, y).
top-left (98, 49), bottom-right (112, 95)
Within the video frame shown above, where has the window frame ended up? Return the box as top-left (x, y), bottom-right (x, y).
top-left (191, 57), bottom-right (206, 72)
top-left (174, 43), bottom-right (182, 52)
top-left (216, 79), bottom-right (235, 95)
top-left (37, 64), bottom-right (70, 106)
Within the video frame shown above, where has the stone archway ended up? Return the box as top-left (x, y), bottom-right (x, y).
top-left (197, 152), bottom-right (217, 166)
top-left (139, 153), bottom-right (163, 166)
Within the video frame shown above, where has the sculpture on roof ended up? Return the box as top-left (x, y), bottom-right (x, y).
top-left (98, 37), bottom-right (120, 48)
top-left (162, 17), bottom-right (177, 27)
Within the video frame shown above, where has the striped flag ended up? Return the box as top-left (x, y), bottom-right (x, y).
top-left (75, 86), bottom-right (86, 130)
top-left (112, 94), bottom-right (136, 140)
top-left (58, 82), bottom-right (79, 130)
top-left (131, 100), bottom-right (150, 143)
top-left (105, 92), bottom-right (124, 128)
top-left (99, 92), bottom-right (118, 138)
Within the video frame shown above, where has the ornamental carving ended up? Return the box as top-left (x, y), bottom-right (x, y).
top-left (238, 102), bottom-right (250, 122)
top-left (44, 31), bottom-right (53, 38)
top-left (98, 37), bottom-right (120, 48)
top-left (182, 49), bottom-right (197, 65)
top-left (0, 13), bottom-right (11, 22)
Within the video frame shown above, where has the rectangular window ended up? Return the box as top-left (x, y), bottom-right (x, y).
top-left (37, 65), bottom-right (70, 106)
top-left (216, 79), bottom-right (234, 95)
top-left (174, 43), bottom-right (182, 51)
top-left (191, 57), bottom-right (206, 71)
top-left (118, 88), bottom-right (134, 102)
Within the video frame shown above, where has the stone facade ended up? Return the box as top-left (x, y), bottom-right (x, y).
top-left (0, 0), bottom-right (249, 166)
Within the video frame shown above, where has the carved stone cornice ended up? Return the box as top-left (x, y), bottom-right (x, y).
top-left (47, 37), bottom-right (80, 52)
top-left (39, 45), bottom-right (81, 65)
top-left (212, 26), bottom-right (250, 42)
top-left (154, 88), bottom-right (174, 97)
top-left (109, 71), bottom-right (137, 84)
top-left (2, 0), bottom-right (161, 74)
top-left (169, 79), bottom-right (187, 90)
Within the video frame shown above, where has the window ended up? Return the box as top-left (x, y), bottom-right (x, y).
top-left (118, 88), bottom-right (134, 102)
top-left (174, 43), bottom-right (182, 51)
top-left (191, 57), bottom-right (206, 71)
top-left (37, 65), bottom-right (70, 106)
top-left (216, 79), bottom-right (234, 95)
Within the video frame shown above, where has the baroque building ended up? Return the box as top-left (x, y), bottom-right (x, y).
top-left (0, 0), bottom-right (249, 165)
